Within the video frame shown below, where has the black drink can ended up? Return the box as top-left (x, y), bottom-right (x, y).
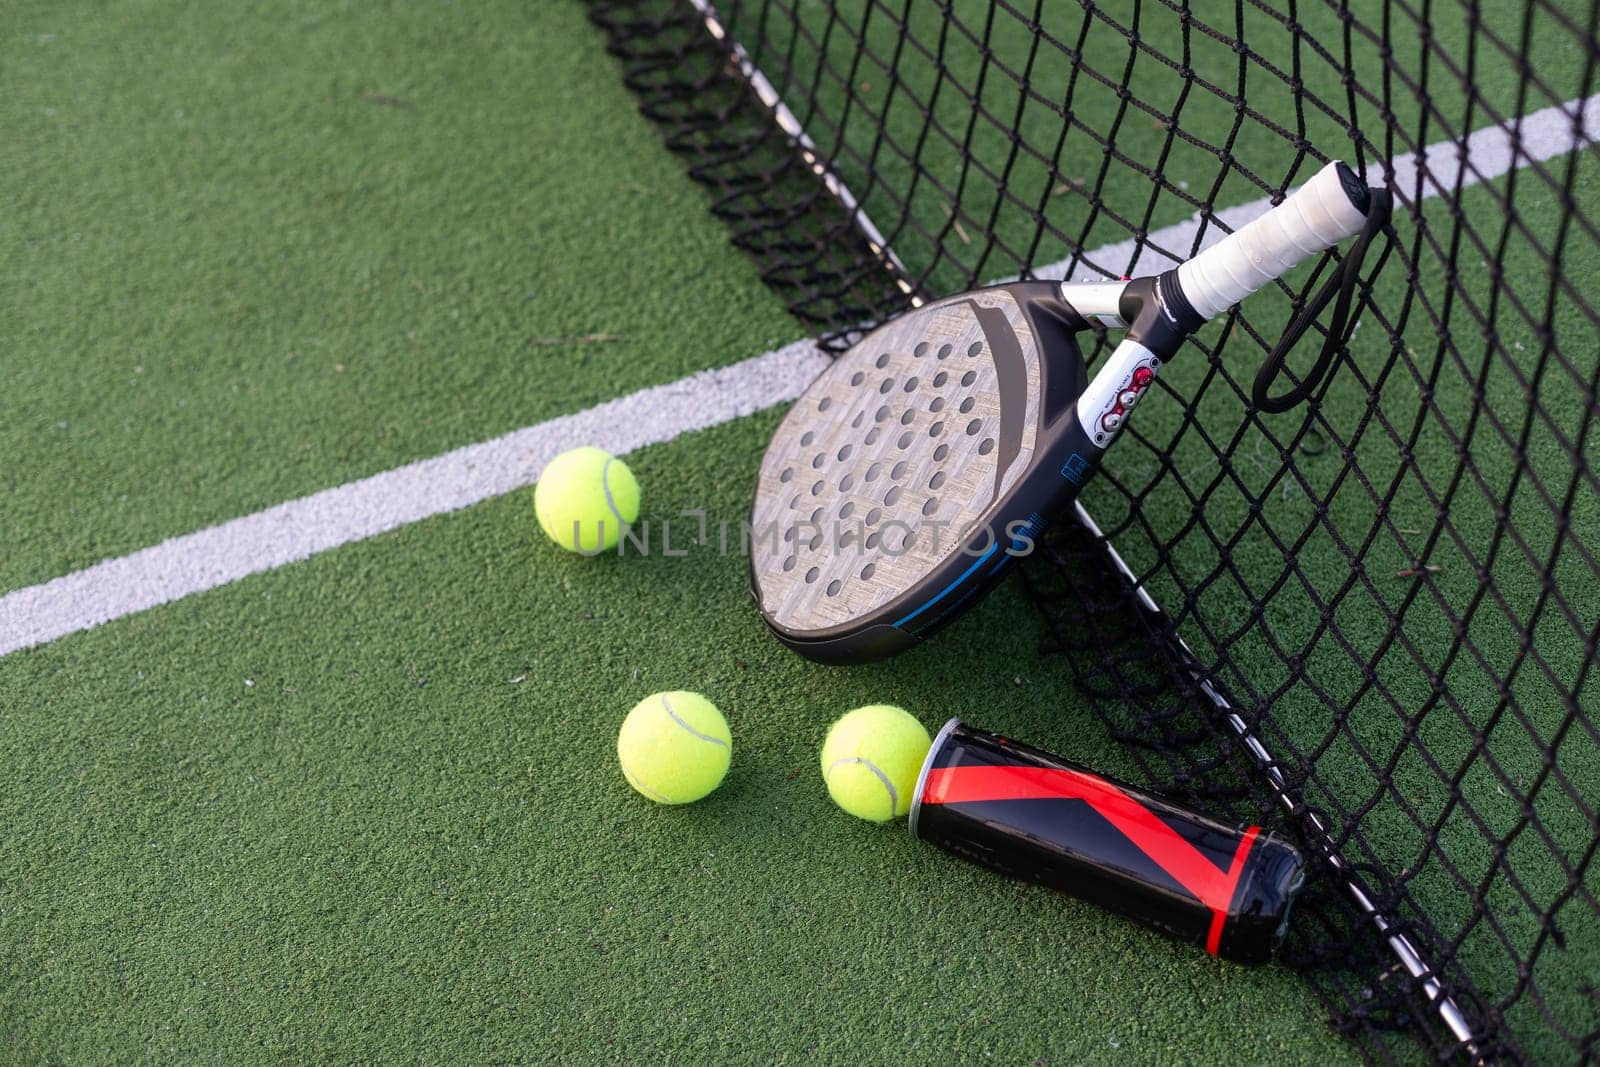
top-left (909, 719), bottom-right (1305, 964)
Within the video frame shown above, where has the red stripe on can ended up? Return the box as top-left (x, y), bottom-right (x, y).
top-left (924, 763), bottom-right (1262, 947)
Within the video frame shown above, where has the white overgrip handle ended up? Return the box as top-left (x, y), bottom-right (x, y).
top-left (1175, 161), bottom-right (1369, 322)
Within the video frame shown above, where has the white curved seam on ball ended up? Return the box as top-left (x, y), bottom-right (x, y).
top-left (661, 693), bottom-right (728, 747)
top-left (601, 456), bottom-right (626, 538)
top-left (621, 758), bottom-right (673, 803)
top-left (828, 756), bottom-right (897, 814)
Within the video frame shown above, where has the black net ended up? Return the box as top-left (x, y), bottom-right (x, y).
top-left (587, 0), bottom-right (1600, 1061)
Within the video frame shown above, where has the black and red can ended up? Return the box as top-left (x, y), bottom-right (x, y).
top-left (909, 719), bottom-right (1305, 964)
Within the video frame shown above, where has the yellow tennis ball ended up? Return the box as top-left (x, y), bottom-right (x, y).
top-left (617, 691), bottom-right (732, 805)
top-left (534, 446), bottom-right (640, 554)
top-left (819, 705), bottom-right (932, 822)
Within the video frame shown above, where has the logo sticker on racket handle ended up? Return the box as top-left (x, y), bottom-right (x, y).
top-left (909, 719), bottom-right (1305, 964)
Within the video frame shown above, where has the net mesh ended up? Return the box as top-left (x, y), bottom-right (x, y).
top-left (587, 1), bottom-right (1600, 1061)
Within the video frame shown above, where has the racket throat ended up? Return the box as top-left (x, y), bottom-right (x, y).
top-left (1065, 273), bottom-right (1202, 454)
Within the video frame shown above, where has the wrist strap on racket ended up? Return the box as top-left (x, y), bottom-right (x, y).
top-left (1252, 186), bottom-right (1392, 414)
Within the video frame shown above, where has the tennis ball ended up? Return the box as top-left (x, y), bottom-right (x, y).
top-left (534, 446), bottom-right (640, 554)
top-left (820, 705), bottom-right (933, 822)
top-left (617, 691), bottom-right (732, 805)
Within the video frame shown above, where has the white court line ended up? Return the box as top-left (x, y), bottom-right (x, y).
top-left (1043, 93), bottom-right (1600, 282)
top-left (0, 342), bottom-right (829, 656)
top-left (2, 95), bottom-right (1595, 657)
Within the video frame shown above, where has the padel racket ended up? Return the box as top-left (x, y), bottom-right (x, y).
top-left (750, 161), bottom-right (1372, 663)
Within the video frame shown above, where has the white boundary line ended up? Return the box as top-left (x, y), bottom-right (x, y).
top-left (1045, 93), bottom-right (1600, 282)
top-left (0, 342), bottom-right (828, 656)
top-left (1, 95), bottom-right (1595, 658)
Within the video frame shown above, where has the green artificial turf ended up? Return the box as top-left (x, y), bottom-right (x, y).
top-left (0, 414), bottom-right (1356, 1064)
top-left (1, 0), bottom-right (798, 593)
top-left (0, 0), bottom-right (1360, 1062)
top-left (3, 0), bottom-right (1592, 1061)
top-left (761, 0), bottom-right (1597, 295)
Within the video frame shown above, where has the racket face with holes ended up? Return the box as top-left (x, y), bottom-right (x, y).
top-left (750, 281), bottom-right (1093, 664)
